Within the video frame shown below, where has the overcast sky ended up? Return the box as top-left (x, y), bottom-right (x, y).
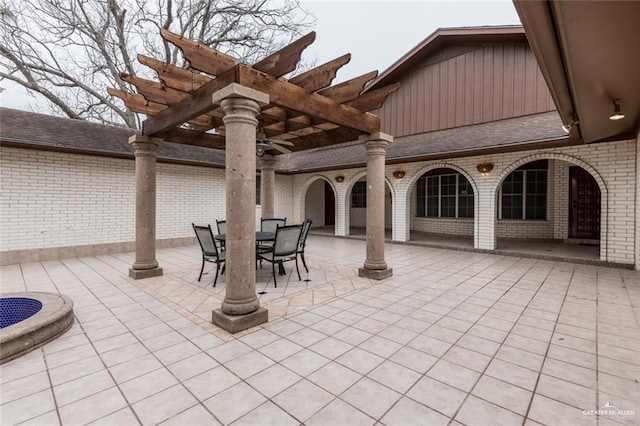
top-left (0, 0), bottom-right (521, 113)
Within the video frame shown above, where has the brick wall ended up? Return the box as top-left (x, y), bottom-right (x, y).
top-left (3, 138), bottom-right (637, 266)
top-left (292, 139), bottom-right (637, 265)
top-left (0, 147), bottom-right (292, 255)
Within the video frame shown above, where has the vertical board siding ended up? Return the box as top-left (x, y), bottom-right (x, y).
top-left (381, 42), bottom-right (556, 137)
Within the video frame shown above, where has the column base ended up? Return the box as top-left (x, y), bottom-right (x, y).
top-left (129, 267), bottom-right (163, 279)
top-left (359, 267), bottom-right (393, 280)
top-left (211, 307), bottom-right (268, 333)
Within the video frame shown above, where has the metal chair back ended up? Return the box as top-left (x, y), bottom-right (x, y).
top-left (261, 217), bottom-right (286, 233)
top-left (298, 219), bottom-right (313, 252)
top-left (273, 224), bottom-right (302, 256)
top-left (192, 224), bottom-right (219, 257)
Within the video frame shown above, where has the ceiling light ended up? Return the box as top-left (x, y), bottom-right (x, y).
top-left (609, 99), bottom-right (625, 120)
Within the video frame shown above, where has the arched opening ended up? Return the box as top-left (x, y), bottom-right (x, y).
top-left (406, 166), bottom-right (476, 248)
top-left (495, 158), bottom-right (602, 260)
top-left (303, 177), bottom-right (336, 235)
top-left (347, 176), bottom-right (393, 238)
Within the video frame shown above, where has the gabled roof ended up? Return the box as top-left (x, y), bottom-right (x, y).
top-left (368, 26), bottom-right (526, 91)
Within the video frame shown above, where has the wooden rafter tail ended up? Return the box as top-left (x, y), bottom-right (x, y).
top-left (159, 28), bottom-right (236, 76)
top-left (253, 31), bottom-right (316, 78)
top-left (348, 83), bottom-right (401, 112)
top-left (289, 53), bottom-right (351, 92)
top-left (164, 128), bottom-right (226, 149)
top-left (119, 73), bottom-right (183, 104)
top-left (137, 54), bottom-right (211, 92)
top-left (236, 64), bottom-right (380, 134)
top-left (142, 66), bottom-right (238, 137)
top-left (107, 87), bottom-right (166, 116)
top-left (317, 70), bottom-right (378, 103)
top-left (119, 74), bottom-right (224, 129)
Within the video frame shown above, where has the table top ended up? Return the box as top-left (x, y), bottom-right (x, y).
top-left (215, 231), bottom-right (275, 242)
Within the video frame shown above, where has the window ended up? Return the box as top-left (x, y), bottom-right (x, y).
top-left (256, 174), bottom-right (261, 205)
top-left (352, 181), bottom-right (367, 207)
top-left (416, 170), bottom-right (474, 218)
top-left (499, 161), bottom-right (547, 220)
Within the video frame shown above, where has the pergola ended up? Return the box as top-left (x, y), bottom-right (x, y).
top-left (108, 30), bottom-right (399, 332)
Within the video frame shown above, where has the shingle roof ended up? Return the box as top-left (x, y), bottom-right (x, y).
top-left (277, 111), bottom-right (569, 172)
top-left (0, 108), bottom-right (226, 167)
top-left (1, 108), bottom-right (569, 173)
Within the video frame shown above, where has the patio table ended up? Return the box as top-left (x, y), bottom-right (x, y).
top-left (215, 232), bottom-right (285, 275)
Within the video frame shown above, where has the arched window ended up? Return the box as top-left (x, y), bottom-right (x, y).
top-left (499, 160), bottom-right (548, 220)
top-left (416, 169), bottom-right (474, 218)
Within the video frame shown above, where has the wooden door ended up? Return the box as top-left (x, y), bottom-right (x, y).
top-left (570, 167), bottom-right (600, 239)
top-left (324, 181), bottom-right (335, 225)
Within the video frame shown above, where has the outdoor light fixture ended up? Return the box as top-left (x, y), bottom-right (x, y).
top-left (393, 170), bottom-right (406, 179)
top-left (477, 163), bottom-right (494, 174)
top-left (335, 175), bottom-right (345, 182)
top-left (561, 116), bottom-right (579, 134)
top-left (609, 99), bottom-right (625, 120)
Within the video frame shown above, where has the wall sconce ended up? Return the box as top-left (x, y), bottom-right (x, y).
top-left (392, 170), bottom-right (406, 179)
top-left (477, 163), bottom-right (494, 174)
top-left (609, 99), bottom-right (625, 120)
top-left (335, 175), bottom-right (345, 183)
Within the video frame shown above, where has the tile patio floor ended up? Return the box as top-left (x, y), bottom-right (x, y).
top-left (1, 236), bottom-right (639, 425)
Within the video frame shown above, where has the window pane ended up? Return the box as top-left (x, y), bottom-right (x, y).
top-left (524, 170), bottom-right (547, 220)
top-left (501, 171), bottom-right (523, 219)
top-left (352, 181), bottom-right (367, 208)
top-left (426, 176), bottom-right (439, 217)
top-left (417, 177), bottom-right (426, 217)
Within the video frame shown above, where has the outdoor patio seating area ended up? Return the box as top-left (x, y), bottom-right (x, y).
top-left (1, 236), bottom-right (638, 425)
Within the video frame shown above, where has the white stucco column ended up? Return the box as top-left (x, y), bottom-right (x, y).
top-left (211, 83), bottom-right (269, 333)
top-left (393, 187), bottom-right (410, 242)
top-left (359, 132), bottom-right (393, 280)
top-left (476, 181), bottom-right (497, 250)
top-left (259, 155), bottom-right (276, 219)
top-left (335, 182), bottom-right (348, 236)
top-left (128, 134), bottom-right (163, 279)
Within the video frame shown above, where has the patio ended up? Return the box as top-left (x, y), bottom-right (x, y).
top-left (1, 236), bottom-right (639, 425)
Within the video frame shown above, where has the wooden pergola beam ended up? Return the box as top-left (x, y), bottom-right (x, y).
top-left (160, 29), bottom-right (236, 76)
top-left (164, 128), bottom-right (226, 149)
top-left (138, 54), bottom-right (211, 92)
top-left (253, 32), bottom-right (316, 78)
top-left (348, 83), bottom-right (401, 112)
top-left (142, 67), bottom-right (237, 136)
top-left (237, 64), bottom-right (379, 134)
top-left (317, 70), bottom-right (378, 103)
top-left (119, 73), bottom-right (224, 128)
top-left (289, 53), bottom-right (351, 92)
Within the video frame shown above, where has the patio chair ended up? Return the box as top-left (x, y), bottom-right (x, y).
top-left (192, 223), bottom-right (226, 287)
top-left (257, 217), bottom-right (287, 262)
top-left (297, 219), bottom-right (313, 273)
top-left (261, 217), bottom-right (286, 233)
top-left (257, 224), bottom-right (303, 287)
top-left (216, 220), bottom-right (227, 251)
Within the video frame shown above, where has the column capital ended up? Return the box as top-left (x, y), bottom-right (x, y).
top-left (128, 134), bottom-right (162, 154)
top-left (359, 132), bottom-right (394, 144)
top-left (213, 83), bottom-right (269, 107)
top-left (259, 154), bottom-right (276, 170)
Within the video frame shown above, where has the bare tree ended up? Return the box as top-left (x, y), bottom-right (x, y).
top-left (0, 0), bottom-right (314, 128)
